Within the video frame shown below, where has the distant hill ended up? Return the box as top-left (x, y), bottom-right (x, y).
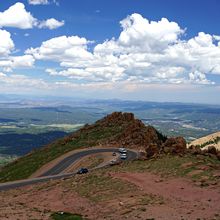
top-left (0, 112), bottom-right (166, 183)
top-left (189, 131), bottom-right (220, 151)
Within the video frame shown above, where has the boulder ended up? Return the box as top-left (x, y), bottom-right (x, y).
top-left (162, 137), bottom-right (186, 154)
top-left (189, 145), bottom-right (202, 155)
top-left (146, 143), bottom-right (159, 158)
top-left (207, 146), bottom-right (217, 155)
top-left (217, 152), bottom-right (220, 160)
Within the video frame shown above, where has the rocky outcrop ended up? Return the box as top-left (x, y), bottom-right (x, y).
top-left (78, 112), bottom-right (166, 150)
top-left (70, 112), bottom-right (190, 158)
top-left (206, 146), bottom-right (218, 155)
top-left (145, 136), bottom-right (187, 158)
top-left (116, 123), bottom-right (163, 149)
top-left (162, 137), bottom-right (187, 154)
top-left (145, 143), bottom-right (160, 158)
top-left (188, 144), bottom-right (220, 160)
top-left (61, 112), bottom-right (211, 160)
top-left (67, 111), bottom-right (220, 160)
top-left (217, 152), bottom-right (220, 160)
top-left (188, 145), bottom-right (202, 155)
top-left (97, 112), bottom-right (135, 127)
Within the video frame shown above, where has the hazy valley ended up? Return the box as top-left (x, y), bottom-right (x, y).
top-left (1, 96), bottom-right (220, 166)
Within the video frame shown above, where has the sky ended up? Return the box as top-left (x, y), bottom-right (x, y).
top-left (0, 0), bottom-right (220, 104)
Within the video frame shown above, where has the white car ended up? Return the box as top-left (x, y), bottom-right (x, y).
top-left (120, 153), bottom-right (127, 160)
top-left (119, 147), bottom-right (127, 154)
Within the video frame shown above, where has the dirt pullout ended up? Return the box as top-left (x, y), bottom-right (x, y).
top-left (112, 172), bottom-right (220, 219)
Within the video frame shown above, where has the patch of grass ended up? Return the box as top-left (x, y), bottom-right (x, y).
top-left (0, 155), bottom-right (17, 167)
top-left (108, 154), bottom-right (220, 181)
top-left (74, 156), bottom-right (104, 171)
top-left (51, 212), bottom-right (83, 220)
top-left (87, 157), bottom-right (104, 169)
top-left (138, 207), bottom-right (147, 212)
top-left (139, 194), bottom-right (164, 206)
top-left (66, 172), bottom-right (137, 202)
top-left (0, 124), bottom-right (123, 182)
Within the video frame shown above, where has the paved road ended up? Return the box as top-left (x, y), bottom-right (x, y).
top-left (41, 148), bottom-right (137, 176)
top-left (0, 148), bottom-right (138, 191)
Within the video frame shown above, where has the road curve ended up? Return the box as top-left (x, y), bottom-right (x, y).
top-left (40, 148), bottom-right (137, 176)
top-left (0, 148), bottom-right (138, 191)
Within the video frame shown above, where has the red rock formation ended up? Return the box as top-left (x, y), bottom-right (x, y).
top-left (162, 137), bottom-right (187, 154)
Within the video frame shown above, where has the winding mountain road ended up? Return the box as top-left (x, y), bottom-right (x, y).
top-left (0, 148), bottom-right (138, 191)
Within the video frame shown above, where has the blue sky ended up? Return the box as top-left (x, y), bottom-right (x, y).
top-left (0, 0), bottom-right (220, 104)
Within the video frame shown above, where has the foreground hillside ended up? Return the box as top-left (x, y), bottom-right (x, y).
top-left (189, 131), bottom-right (220, 151)
top-left (0, 154), bottom-right (219, 219)
top-left (0, 112), bottom-right (166, 182)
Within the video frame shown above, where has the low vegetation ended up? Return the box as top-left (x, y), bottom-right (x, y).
top-left (62, 153), bottom-right (220, 204)
top-left (66, 173), bottom-right (137, 202)
top-left (84, 157), bottom-right (104, 169)
top-left (0, 124), bottom-right (122, 182)
top-left (0, 155), bottom-right (17, 167)
top-left (109, 154), bottom-right (220, 182)
top-left (51, 212), bottom-right (84, 220)
top-left (72, 156), bottom-right (104, 171)
top-left (196, 136), bottom-right (220, 148)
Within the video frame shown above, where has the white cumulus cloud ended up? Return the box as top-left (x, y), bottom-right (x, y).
top-left (0, 2), bottom-right (37, 29)
top-left (189, 70), bottom-right (213, 85)
top-left (0, 74), bottom-right (48, 90)
top-left (118, 13), bottom-right (183, 52)
top-left (0, 72), bottom-right (6, 77)
top-left (28, 0), bottom-right (59, 5)
top-left (0, 55), bottom-right (35, 73)
top-left (26, 35), bottom-right (92, 61)
top-left (0, 2), bottom-right (64, 29)
top-left (0, 29), bottom-right (14, 56)
top-left (28, 0), bottom-right (49, 5)
top-left (38, 18), bottom-right (64, 30)
top-left (25, 13), bottom-right (220, 85)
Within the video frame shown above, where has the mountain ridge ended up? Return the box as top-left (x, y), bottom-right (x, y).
top-left (0, 112), bottom-right (166, 182)
top-left (1, 111), bottom-right (219, 183)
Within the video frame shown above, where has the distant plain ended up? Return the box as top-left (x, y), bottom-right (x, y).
top-left (1, 96), bottom-right (220, 165)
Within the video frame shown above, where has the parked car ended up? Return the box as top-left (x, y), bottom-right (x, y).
top-left (77, 168), bottom-right (88, 174)
top-left (112, 152), bottom-right (117, 156)
top-left (118, 147), bottom-right (127, 154)
top-left (120, 153), bottom-right (127, 160)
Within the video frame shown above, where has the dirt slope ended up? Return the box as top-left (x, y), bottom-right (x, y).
top-left (0, 157), bottom-right (220, 220)
top-left (113, 172), bottom-right (220, 219)
top-left (189, 131), bottom-right (220, 150)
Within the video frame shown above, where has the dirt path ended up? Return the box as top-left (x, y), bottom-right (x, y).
top-left (112, 172), bottom-right (220, 219)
